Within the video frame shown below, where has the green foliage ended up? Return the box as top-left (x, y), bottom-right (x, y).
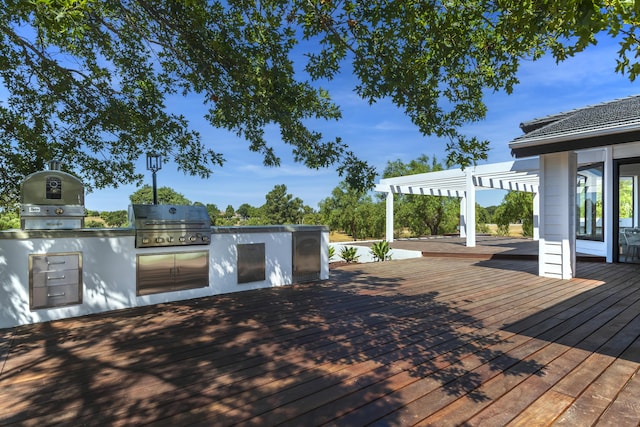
top-left (129, 186), bottom-right (192, 206)
top-left (205, 203), bottom-right (220, 225)
top-left (476, 222), bottom-right (490, 234)
top-left (262, 184), bottom-right (305, 225)
top-left (339, 246), bottom-right (360, 263)
top-left (224, 205), bottom-right (236, 219)
top-left (370, 241), bottom-right (392, 262)
top-left (496, 224), bottom-right (511, 236)
top-left (619, 177), bottom-right (633, 218)
top-left (384, 155), bottom-right (459, 236)
top-left (3, 1), bottom-right (637, 207)
top-left (476, 204), bottom-right (490, 233)
top-left (85, 220), bottom-right (104, 229)
top-left (0, 210), bottom-right (19, 230)
top-left (328, 245), bottom-right (336, 262)
top-left (319, 181), bottom-right (384, 240)
top-left (100, 210), bottom-right (128, 228)
top-left (494, 191), bottom-right (535, 237)
top-left (236, 203), bottom-right (255, 220)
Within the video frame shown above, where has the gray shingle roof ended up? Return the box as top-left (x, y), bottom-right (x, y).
top-left (509, 94), bottom-right (640, 157)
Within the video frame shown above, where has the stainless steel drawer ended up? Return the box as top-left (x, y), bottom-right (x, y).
top-left (29, 252), bottom-right (83, 310)
top-left (31, 283), bottom-right (81, 309)
top-left (31, 254), bottom-right (80, 273)
top-left (31, 269), bottom-right (80, 288)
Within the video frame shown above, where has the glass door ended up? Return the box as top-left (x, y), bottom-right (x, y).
top-left (616, 159), bottom-right (640, 263)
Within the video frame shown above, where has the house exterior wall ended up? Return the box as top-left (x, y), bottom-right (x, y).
top-left (547, 141), bottom-right (640, 276)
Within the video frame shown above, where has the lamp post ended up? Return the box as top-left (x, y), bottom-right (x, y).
top-left (146, 152), bottom-right (162, 205)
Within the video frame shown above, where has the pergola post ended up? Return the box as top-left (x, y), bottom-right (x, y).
top-left (385, 191), bottom-right (394, 242)
top-left (465, 169), bottom-right (476, 247)
top-left (459, 195), bottom-right (467, 238)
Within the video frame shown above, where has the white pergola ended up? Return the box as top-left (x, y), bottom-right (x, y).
top-left (374, 157), bottom-right (541, 247)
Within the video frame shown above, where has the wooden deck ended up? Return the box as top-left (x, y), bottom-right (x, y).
top-left (1, 257), bottom-right (640, 426)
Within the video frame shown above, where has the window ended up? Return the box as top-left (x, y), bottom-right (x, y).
top-left (576, 163), bottom-right (604, 241)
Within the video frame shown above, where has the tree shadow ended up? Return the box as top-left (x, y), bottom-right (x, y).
top-left (0, 264), bottom-right (547, 426)
top-left (501, 262), bottom-right (640, 364)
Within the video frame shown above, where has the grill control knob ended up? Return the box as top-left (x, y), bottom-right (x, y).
top-left (55, 208), bottom-right (64, 215)
top-left (167, 236), bottom-right (174, 243)
top-left (202, 236), bottom-right (210, 242)
top-left (156, 237), bottom-right (165, 243)
top-left (189, 235), bottom-right (197, 242)
top-left (179, 237), bottom-right (186, 242)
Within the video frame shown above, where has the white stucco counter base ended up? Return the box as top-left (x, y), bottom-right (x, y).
top-left (0, 226), bottom-right (328, 329)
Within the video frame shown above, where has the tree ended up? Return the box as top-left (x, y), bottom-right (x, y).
top-left (224, 205), bottom-right (236, 219)
top-left (262, 184), bottom-right (304, 225)
top-left (205, 203), bottom-right (220, 225)
top-left (319, 181), bottom-right (383, 239)
top-left (129, 185), bottom-right (192, 205)
top-left (384, 155), bottom-right (460, 236)
top-left (100, 210), bottom-right (128, 227)
top-left (3, 1), bottom-right (640, 207)
top-left (236, 203), bottom-right (256, 220)
top-left (494, 191), bottom-right (535, 237)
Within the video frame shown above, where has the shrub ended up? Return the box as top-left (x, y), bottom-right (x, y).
top-left (328, 245), bottom-right (336, 262)
top-left (339, 246), bottom-right (360, 263)
top-left (370, 240), bottom-right (392, 262)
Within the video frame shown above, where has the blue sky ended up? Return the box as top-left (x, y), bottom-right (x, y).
top-left (85, 36), bottom-right (638, 212)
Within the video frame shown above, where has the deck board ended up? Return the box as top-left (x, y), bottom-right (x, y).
top-left (1, 257), bottom-right (640, 426)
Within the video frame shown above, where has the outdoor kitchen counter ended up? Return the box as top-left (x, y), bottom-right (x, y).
top-left (0, 228), bottom-right (135, 239)
top-left (0, 226), bottom-right (329, 329)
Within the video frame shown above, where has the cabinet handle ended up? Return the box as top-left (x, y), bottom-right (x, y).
top-left (47, 292), bottom-right (66, 297)
top-left (47, 275), bottom-right (66, 280)
top-left (47, 260), bottom-right (67, 265)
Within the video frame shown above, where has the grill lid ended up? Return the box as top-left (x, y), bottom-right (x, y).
top-left (129, 204), bottom-right (212, 248)
top-left (129, 204), bottom-right (211, 228)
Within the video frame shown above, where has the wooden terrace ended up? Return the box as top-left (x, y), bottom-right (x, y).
top-left (1, 251), bottom-right (639, 425)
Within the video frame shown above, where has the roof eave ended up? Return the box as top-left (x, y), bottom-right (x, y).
top-left (509, 124), bottom-right (640, 158)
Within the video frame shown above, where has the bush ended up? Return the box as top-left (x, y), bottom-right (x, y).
top-left (328, 245), bottom-right (336, 262)
top-left (85, 220), bottom-right (105, 228)
top-left (339, 246), bottom-right (360, 263)
top-left (370, 240), bottom-right (392, 262)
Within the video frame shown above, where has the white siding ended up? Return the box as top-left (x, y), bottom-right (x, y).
top-left (539, 152), bottom-right (577, 279)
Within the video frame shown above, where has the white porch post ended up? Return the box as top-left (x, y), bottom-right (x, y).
top-left (385, 191), bottom-right (394, 242)
top-left (533, 192), bottom-right (540, 241)
top-left (459, 195), bottom-right (467, 238)
top-left (465, 169), bottom-right (476, 247)
top-left (538, 152), bottom-right (576, 279)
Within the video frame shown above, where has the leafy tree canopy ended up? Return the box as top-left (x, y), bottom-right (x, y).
top-left (494, 191), bottom-right (535, 237)
top-left (129, 185), bottom-right (192, 205)
top-left (100, 209), bottom-right (128, 227)
top-left (3, 0), bottom-right (640, 207)
top-left (262, 184), bottom-right (305, 224)
top-left (319, 181), bottom-right (381, 239)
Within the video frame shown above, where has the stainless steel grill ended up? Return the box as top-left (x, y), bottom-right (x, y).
top-left (129, 204), bottom-right (212, 248)
top-left (20, 161), bottom-right (85, 230)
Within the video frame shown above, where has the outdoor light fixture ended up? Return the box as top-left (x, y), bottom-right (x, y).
top-left (146, 152), bottom-right (162, 205)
